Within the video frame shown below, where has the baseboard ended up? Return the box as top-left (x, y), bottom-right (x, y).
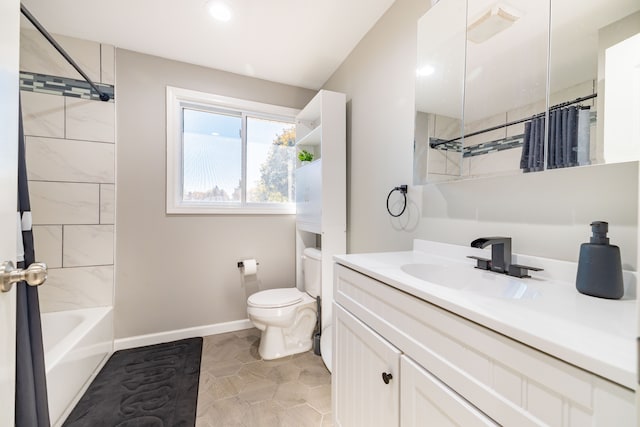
top-left (113, 318), bottom-right (254, 351)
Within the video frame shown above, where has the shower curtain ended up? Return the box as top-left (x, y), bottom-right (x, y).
top-left (548, 106), bottom-right (591, 169)
top-left (520, 115), bottom-right (545, 173)
top-left (15, 97), bottom-right (50, 426)
top-left (520, 105), bottom-right (591, 173)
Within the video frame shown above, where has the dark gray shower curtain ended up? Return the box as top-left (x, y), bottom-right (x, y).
top-left (521, 105), bottom-right (590, 173)
top-left (15, 97), bottom-right (50, 427)
top-left (520, 115), bottom-right (545, 173)
top-left (548, 106), bottom-right (580, 169)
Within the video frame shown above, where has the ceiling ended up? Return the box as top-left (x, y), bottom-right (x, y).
top-left (20, 0), bottom-right (396, 89)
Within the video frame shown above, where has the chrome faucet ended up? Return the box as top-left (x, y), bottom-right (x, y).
top-left (468, 236), bottom-right (542, 278)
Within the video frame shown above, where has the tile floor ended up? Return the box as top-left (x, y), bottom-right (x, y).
top-left (196, 328), bottom-right (333, 426)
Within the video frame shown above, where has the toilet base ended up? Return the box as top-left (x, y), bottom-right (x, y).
top-left (257, 307), bottom-right (316, 360)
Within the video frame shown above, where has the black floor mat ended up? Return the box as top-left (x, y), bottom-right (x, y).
top-left (63, 337), bottom-right (203, 427)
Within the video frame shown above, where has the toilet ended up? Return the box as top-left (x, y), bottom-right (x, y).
top-left (247, 247), bottom-right (321, 360)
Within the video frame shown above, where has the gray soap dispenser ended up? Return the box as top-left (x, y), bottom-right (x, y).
top-left (576, 221), bottom-right (624, 299)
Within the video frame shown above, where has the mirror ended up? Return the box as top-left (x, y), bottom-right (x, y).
top-left (415, 0), bottom-right (640, 184)
top-left (549, 0), bottom-right (640, 167)
top-left (414, 0), bottom-right (466, 183)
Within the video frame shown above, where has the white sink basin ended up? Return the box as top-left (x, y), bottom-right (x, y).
top-left (400, 263), bottom-right (541, 300)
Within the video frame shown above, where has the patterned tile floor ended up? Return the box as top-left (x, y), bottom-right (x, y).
top-left (196, 328), bottom-right (333, 427)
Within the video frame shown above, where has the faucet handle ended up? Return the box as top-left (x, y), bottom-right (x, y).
top-left (467, 255), bottom-right (491, 271)
top-left (508, 263), bottom-right (543, 278)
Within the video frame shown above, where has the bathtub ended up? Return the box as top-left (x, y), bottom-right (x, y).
top-left (41, 307), bottom-right (113, 426)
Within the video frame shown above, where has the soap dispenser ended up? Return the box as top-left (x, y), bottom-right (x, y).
top-left (576, 221), bottom-right (624, 299)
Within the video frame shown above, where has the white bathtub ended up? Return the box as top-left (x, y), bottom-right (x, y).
top-left (41, 307), bottom-right (113, 426)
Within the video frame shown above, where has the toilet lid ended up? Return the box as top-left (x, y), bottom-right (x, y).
top-left (248, 288), bottom-right (303, 308)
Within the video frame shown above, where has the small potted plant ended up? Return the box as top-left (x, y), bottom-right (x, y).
top-left (298, 149), bottom-right (314, 165)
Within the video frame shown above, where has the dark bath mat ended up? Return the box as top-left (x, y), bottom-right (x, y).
top-left (63, 337), bottom-right (203, 427)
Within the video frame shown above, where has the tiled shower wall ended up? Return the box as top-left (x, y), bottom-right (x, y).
top-left (418, 79), bottom-right (596, 182)
top-left (19, 27), bottom-right (116, 312)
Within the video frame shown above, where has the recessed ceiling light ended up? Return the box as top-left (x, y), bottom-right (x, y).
top-left (207, 1), bottom-right (232, 22)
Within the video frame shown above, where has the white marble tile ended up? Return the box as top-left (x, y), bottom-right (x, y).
top-left (65, 98), bottom-right (115, 143)
top-left (20, 27), bottom-right (100, 82)
top-left (506, 100), bottom-right (546, 137)
top-left (433, 114), bottom-right (462, 140)
top-left (29, 181), bottom-right (99, 225)
top-left (38, 266), bottom-right (113, 313)
top-left (429, 114), bottom-right (463, 177)
top-left (32, 225), bottom-right (63, 268)
top-left (469, 147), bottom-right (523, 177)
top-left (463, 112), bottom-right (507, 148)
top-left (549, 79), bottom-right (595, 107)
top-left (100, 184), bottom-right (115, 224)
top-left (63, 225), bottom-right (114, 267)
top-left (21, 91), bottom-right (65, 138)
top-left (100, 44), bottom-right (115, 85)
top-left (461, 156), bottom-right (471, 177)
top-left (445, 149), bottom-right (462, 176)
top-left (427, 148), bottom-right (448, 175)
top-left (26, 137), bottom-right (114, 183)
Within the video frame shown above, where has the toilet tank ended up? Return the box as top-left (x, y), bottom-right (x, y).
top-left (303, 248), bottom-right (322, 297)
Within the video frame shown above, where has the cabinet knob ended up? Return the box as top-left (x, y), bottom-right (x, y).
top-left (381, 372), bottom-right (393, 384)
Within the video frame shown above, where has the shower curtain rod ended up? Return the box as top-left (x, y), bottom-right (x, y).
top-left (430, 93), bottom-right (597, 148)
top-left (20, 4), bottom-right (110, 102)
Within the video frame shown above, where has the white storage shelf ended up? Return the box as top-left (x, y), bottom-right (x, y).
top-left (296, 125), bottom-right (322, 147)
top-left (296, 93), bottom-right (322, 125)
top-left (294, 90), bottom-right (346, 340)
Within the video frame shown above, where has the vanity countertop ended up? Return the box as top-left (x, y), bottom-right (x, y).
top-left (334, 240), bottom-right (637, 390)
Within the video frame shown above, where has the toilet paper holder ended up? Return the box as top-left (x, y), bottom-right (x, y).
top-left (237, 260), bottom-right (259, 268)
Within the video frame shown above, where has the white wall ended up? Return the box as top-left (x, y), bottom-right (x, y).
top-left (323, 0), bottom-right (638, 268)
top-left (115, 49), bottom-right (316, 339)
top-left (323, 0), bottom-right (430, 253)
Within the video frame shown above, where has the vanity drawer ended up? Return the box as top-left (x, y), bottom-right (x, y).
top-left (334, 263), bottom-right (635, 427)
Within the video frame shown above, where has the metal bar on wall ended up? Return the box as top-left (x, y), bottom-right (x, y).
top-left (429, 93), bottom-right (597, 148)
top-left (20, 3), bottom-right (111, 102)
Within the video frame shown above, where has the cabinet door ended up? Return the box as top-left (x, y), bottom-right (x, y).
top-left (295, 159), bottom-right (322, 233)
top-left (401, 356), bottom-right (498, 427)
top-left (334, 304), bottom-right (401, 427)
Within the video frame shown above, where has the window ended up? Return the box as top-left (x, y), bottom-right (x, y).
top-left (167, 87), bottom-right (299, 214)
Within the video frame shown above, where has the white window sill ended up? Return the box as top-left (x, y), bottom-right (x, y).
top-left (167, 203), bottom-right (296, 215)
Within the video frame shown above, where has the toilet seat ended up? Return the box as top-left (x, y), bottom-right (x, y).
top-left (247, 288), bottom-right (304, 308)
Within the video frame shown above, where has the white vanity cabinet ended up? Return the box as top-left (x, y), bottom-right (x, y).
top-left (334, 304), bottom-right (400, 426)
top-left (401, 356), bottom-right (498, 427)
top-left (332, 263), bottom-right (636, 427)
top-left (334, 305), bottom-right (496, 427)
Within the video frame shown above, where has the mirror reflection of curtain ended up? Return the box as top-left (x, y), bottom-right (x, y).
top-left (548, 106), bottom-right (591, 169)
top-left (520, 116), bottom-right (545, 173)
top-left (520, 106), bottom-right (591, 173)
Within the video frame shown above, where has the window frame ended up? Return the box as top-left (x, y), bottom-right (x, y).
top-left (166, 86), bottom-right (299, 214)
